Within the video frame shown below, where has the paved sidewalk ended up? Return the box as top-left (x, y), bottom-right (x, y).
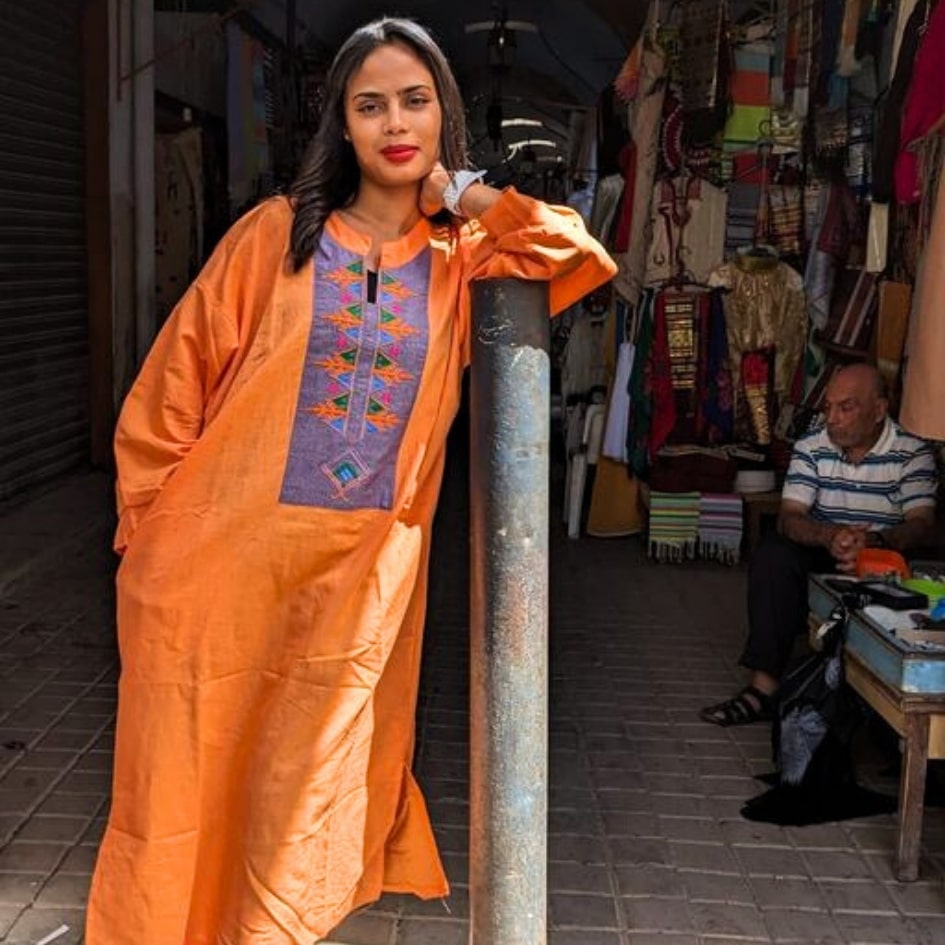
top-left (1, 461), bottom-right (944, 944)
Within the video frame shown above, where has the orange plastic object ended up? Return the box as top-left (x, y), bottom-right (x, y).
top-left (856, 548), bottom-right (910, 579)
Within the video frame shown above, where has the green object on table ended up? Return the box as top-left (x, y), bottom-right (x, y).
top-left (902, 578), bottom-right (945, 604)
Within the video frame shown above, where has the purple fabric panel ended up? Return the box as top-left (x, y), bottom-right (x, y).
top-left (280, 233), bottom-right (430, 509)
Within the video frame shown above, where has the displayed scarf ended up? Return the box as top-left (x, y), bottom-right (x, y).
top-left (647, 490), bottom-right (700, 561)
top-left (698, 492), bottom-right (744, 564)
top-left (723, 42), bottom-right (773, 153)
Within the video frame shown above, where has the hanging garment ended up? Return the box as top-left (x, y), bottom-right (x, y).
top-left (85, 193), bottom-right (616, 945)
top-left (895, 0), bottom-right (945, 203)
top-left (872, 0), bottom-right (930, 203)
top-left (614, 47), bottom-right (667, 306)
top-left (643, 176), bottom-right (728, 286)
top-left (901, 155), bottom-right (945, 438)
top-left (741, 346), bottom-right (777, 444)
top-left (589, 173), bottom-right (625, 243)
top-left (679, 0), bottom-right (730, 143)
top-left (709, 255), bottom-right (807, 418)
top-left (602, 341), bottom-right (635, 462)
top-left (626, 289), bottom-right (657, 478)
top-left (697, 288), bottom-right (734, 445)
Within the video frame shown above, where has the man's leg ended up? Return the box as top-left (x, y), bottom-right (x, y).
top-left (700, 532), bottom-right (833, 725)
top-left (741, 531), bottom-right (833, 683)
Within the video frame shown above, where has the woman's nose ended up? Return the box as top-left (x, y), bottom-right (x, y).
top-left (384, 103), bottom-right (407, 133)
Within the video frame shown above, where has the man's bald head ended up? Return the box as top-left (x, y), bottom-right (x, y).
top-left (823, 363), bottom-right (888, 457)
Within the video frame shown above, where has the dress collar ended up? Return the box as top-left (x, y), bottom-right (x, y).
top-left (324, 211), bottom-right (432, 269)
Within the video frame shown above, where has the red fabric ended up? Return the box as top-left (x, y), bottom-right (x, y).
top-left (648, 293), bottom-right (678, 458)
top-left (895, 0), bottom-right (945, 203)
top-left (613, 141), bottom-right (638, 252)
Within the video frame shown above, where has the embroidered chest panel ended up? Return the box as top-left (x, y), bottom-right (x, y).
top-left (280, 234), bottom-right (431, 509)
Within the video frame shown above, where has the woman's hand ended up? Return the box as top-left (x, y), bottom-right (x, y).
top-left (419, 161), bottom-right (451, 216)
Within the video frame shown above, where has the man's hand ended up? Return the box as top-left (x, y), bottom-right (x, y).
top-left (829, 524), bottom-right (869, 573)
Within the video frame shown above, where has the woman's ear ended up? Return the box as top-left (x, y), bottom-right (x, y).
top-left (343, 128), bottom-right (351, 141)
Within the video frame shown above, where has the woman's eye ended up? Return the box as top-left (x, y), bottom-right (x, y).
top-left (407, 96), bottom-right (430, 108)
top-left (358, 102), bottom-right (381, 114)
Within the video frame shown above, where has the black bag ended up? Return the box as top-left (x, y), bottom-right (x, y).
top-left (742, 602), bottom-right (896, 825)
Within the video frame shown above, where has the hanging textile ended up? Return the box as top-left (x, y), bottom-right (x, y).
top-left (626, 290), bottom-right (657, 478)
top-left (698, 289), bottom-right (734, 445)
top-left (901, 150), bottom-right (945, 438)
top-left (643, 176), bottom-right (729, 285)
top-left (614, 46), bottom-right (667, 306)
top-left (723, 42), bottom-right (773, 153)
top-left (895, 0), bottom-right (945, 203)
top-left (709, 255), bottom-right (807, 425)
top-left (602, 342), bottom-right (635, 462)
top-left (679, 0), bottom-right (730, 144)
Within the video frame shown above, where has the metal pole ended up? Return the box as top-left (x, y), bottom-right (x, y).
top-left (469, 279), bottom-right (550, 945)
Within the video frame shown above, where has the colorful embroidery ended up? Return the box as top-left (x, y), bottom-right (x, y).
top-left (280, 233), bottom-right (430, 509)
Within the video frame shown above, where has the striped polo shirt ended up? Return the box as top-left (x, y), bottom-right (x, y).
top-left (781, 418), bottom-right (938, 528)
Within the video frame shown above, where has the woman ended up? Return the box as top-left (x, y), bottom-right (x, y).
top-left (87, 17), bottom-right (615, 945)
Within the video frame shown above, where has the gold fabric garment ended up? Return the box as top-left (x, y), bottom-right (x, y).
top-left (708, 256), bottom-right (807, 413)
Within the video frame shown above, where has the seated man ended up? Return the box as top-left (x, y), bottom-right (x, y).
top-left (700, 363), bottom-right (937, 726)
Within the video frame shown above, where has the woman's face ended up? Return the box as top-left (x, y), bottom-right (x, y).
top-left (344, 41), bottom-right (443, 190)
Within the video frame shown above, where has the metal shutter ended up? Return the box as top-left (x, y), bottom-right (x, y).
top-left (0, 0), bottom-right (89, 500)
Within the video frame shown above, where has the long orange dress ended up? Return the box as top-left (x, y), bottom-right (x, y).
top-left (86, 190), bottom-right (616, 944)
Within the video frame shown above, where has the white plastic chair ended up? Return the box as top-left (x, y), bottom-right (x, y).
top-left (565, 402), bottom-right (606, 539)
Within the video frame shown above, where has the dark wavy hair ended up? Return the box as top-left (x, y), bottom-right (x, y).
top-left (288, 17), bottom-right (469, 271)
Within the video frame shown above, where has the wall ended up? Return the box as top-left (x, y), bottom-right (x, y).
top-left (108, 0), bottom-right (155, 395)
top-left (155, 12), bottom-right (227, 117)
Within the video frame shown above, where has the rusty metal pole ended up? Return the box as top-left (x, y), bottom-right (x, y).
top-left (469, 279), bottom-right (550, 945)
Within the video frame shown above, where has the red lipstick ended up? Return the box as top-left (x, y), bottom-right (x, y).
top-left (381, 145), bottom-right (419, 164)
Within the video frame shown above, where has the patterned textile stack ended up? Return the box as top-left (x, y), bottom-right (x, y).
top-left (647, 491), bottom-right (701, 561)
top-left (697, 492), bottom-right (744, 564)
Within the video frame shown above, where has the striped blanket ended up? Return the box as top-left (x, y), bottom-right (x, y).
top-left (648, 490), bottom-right (744, 564)
top-left (698, 493), bottom-right (744, 564)
top-left (647, 491), bottom-right (701, 562)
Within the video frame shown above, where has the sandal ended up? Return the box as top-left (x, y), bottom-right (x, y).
top-left (699, 685), bottom-right (774, 727)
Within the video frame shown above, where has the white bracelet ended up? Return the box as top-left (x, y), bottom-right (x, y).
top-left (442, 169), bottom-right (487, 216)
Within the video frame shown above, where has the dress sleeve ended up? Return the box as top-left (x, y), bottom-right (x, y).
top-left (462, 187), bottom-right (617, 316)
top-left (112, 199), bottom-right (291, 553)
top-left (113, 282), bottom-right (239, 554)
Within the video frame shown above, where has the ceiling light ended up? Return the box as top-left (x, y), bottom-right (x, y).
top-left (502, 118), bottom-right (543, 129)
top-left (508, 139), bottom-right (558, 152)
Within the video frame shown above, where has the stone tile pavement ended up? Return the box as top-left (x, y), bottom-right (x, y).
top-left (1, 463), bottom-right (944, 944)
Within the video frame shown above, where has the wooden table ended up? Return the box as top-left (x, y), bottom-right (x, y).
top-left (809, 576), bottom-right (945, 881)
